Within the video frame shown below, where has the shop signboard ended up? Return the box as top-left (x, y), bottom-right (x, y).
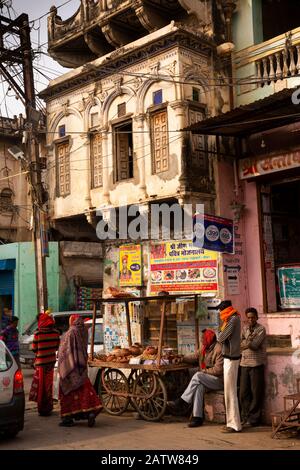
top-left (239, 151), bottom-right (300, 180)
top-left (119, 244), bottom-right (142, 287)
top-left (193, 213), bottom-right (234, 254)
top-left (278, 266), bottom-right (300, 309)
top-left (150, 240), bottom-right (218, 295)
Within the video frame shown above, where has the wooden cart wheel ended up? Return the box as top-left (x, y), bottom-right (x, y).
top-left (99, 368), bottom-right (130, 415)
top-left (131, 371), bottom-right (167, 421)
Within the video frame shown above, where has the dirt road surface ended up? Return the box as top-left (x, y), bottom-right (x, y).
top-left (1, 367), bottom-right (300, 450)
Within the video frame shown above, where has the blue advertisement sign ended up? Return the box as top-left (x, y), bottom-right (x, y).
top-left (193, 213), bottom-right (234, 254)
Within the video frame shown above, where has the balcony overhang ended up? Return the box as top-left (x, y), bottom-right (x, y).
top-left (40, 24), bottom-right (213, 100)
top-left (47, 0), bottom-right (211, 68)
top-left (184, 87), bottom-right (300, 137)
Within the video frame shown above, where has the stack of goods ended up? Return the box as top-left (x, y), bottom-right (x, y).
top-left (103, 287), bottom-right (138, 298)
top-left (89, 343), bottom-right (184, 366)
top-left (77, 286), bottom-right (102, 310)
top-left (90, 343), bottom-right (143, 365)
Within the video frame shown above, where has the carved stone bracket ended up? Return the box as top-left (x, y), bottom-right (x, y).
top-left (149, 61), bottom-right (160, 77)
top-left (84, 31), bottom-right (111, 57)
top-left (101, 22), bottom-right (128, 48)
top-left (133, 0), bottom-right (166, 33)
top-left (112, 75), bottom-right (123, 94)
top-left (62, 100), bottom-right (70, 117)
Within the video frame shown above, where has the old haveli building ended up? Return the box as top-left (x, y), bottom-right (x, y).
top-left (41, 1), bottom-right (235, 306)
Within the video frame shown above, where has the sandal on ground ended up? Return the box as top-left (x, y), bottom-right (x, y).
top-left (88, 413), bottom-right (96, 428)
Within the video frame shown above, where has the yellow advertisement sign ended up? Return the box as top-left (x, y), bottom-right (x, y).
top-left (150, 240), bottom-right (218, 294)
top-left (119, 244), bottom-right (142, 287)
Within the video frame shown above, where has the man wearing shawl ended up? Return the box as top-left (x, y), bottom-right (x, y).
top-left (218, 300), bottom-right (242, 433)
top-left (29, 312), bottom-right (60, 416)
top-left (57, 315), bottom-right (102, 427)
top-left (167, 329), bottom-right (223, 427)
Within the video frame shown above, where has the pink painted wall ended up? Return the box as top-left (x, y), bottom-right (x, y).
top-left (215, 159), bottom-right (248, 319)
top-left (243, 181), bottom-right (264, 313)
top-left (259, 314), bottom-right (300, 348)
top-left (263, 352), bottom-right (300, 424)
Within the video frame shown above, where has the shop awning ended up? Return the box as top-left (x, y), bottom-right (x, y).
top-left (0, 259), bottom-right (16, 270)
top-left (183, 87), bottom-right (300, 137)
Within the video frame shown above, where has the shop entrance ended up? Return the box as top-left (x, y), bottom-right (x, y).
top-left (271, 181), bottom-right (300, 266)
top-left (261, 179), bottom-right (300, 311)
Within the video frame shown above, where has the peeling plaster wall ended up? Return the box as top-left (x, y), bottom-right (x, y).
top-left (263, 352), bottom-right (300, 424)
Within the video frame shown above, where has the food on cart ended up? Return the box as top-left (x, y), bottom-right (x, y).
top-left (93, 353), bottom-right (107, 361)
top-left (128, 344), bottom-right (143, 356)
top-left (144, 346), bottom-right (158, 355)
top-left (103, 287), bottom-right (138, 298)
top-left (111, 347), bottom-right (131, 357)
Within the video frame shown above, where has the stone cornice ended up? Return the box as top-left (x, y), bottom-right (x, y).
top-left (40, 28), bottom-right (214, 101)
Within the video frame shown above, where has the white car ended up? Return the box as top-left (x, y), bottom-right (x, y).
top-left (0, 340), bottom-right (25, 438)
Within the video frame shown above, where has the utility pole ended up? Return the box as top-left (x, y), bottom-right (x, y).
top-left (0, 12), bottom-right (48, 312)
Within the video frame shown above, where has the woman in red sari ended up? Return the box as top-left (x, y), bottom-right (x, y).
top-left (57, 315), bottom-right (102, 427)
top-left (29, 313), bottom-right (60, 416)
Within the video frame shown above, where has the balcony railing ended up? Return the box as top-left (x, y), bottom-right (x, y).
top-left (234, 27), bottom-right (300, 87)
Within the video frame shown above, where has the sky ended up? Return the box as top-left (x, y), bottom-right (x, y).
top-left (0, 0), bottom-right (81, 117)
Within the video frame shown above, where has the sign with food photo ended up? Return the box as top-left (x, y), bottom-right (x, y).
top-left (150, 241), bottom-right (218, 294)
top-left (119, 244), bottom-right (142, 287)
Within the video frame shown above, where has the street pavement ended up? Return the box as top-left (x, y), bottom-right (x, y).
top-left (1, 367), bottom-right (300, 450)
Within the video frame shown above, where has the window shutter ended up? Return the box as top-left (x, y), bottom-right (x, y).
top-left (91, 133), bottom-right (103, 187)
top-left (151, 110), bottom-right (169, 174)
top-left (189, 109), bottom-right (206, 168)
top-left (117, 132), bottom-right (129, 180)
top-left (57, 142), bottom-right (70, 196)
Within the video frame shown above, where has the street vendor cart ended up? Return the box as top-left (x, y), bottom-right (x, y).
top-left (88, 294), bottom-right (200, 421)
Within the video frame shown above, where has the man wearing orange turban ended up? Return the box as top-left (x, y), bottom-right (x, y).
top-left (218, 300), bottom-right (242, 433)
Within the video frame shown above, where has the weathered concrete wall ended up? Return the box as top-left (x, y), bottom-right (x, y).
top-left (263, 351), bottom-right (300, 424)
top-left (0, 140), bottom-right (31, 242)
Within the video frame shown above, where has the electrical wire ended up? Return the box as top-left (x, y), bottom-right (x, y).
top-left (0, 170), bottom-right (29, 182)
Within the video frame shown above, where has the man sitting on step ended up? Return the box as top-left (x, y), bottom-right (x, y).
top-left (167, 329), bottom-right (224, 427)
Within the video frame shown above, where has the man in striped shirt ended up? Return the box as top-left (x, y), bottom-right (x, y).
top-left (239, 307), bottom-right (266, 427)
top-left (29, 313), bottom-right (60, 416)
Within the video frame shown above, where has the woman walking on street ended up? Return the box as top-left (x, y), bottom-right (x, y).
top-left (57, 315), bottom-right (102, 427)
top-left (29, 313), bottom-right (60, 416)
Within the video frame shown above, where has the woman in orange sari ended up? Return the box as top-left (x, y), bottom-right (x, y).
top-left (57, 315), bottom-right (102, 427)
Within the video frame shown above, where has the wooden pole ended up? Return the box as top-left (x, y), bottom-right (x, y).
top-left (157, 299), bottom-right (166, 366)
top-left (195, 295), bottom-right (200, 351)
top-left (90, 301), bottom-right (97, 361)
top-left (125, 300), bottom-right (132, 346)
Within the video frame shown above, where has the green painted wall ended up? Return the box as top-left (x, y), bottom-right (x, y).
top-left (0, 242), bottom-right (59, 332)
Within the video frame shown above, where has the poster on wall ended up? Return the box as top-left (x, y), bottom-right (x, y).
top-left (150, 240), bottom-right (218, 295)
top-left (277, 266), bottom-right (300, 309)
top-left (119, 244), bottom-right (142, 287)
top-left (193, 213), bottom-right (234, 254)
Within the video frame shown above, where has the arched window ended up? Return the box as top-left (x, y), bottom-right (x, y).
top-left (0, 188), bottom-right (14, 211)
